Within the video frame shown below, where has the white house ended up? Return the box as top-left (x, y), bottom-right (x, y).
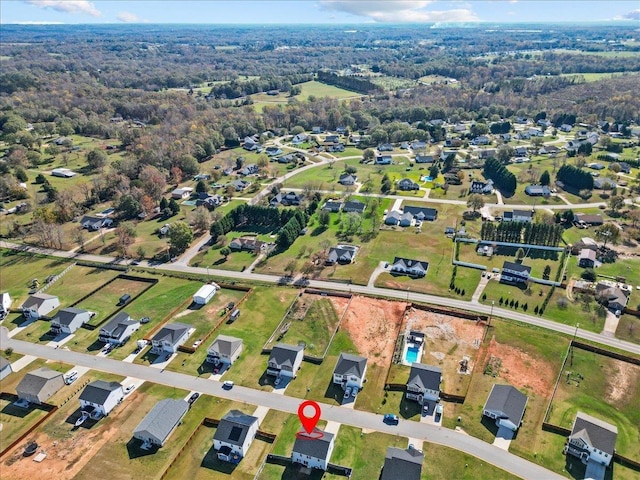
top-left (21, 293), bottom-right (60, 319)
top-left (51, 168), bottom-right (77, 178)
top-left (482, 384), bottom-right (528, 432)
top-left (0, 292), bottom-right (13, 318)
top-left (79, 380), bottom-right (124, 418)
top-left (133, 399), bottom-right (189, 447)
top-left (0, 356), bottom-right (12, 381)
top-left (564, 412), bottom-right (617, 468)
top-left (502, 209), bottom-right (533, 223)
top-left (206, 335), bottom-right (243, 366)
top-left (500, 261), bottom-right (532, 285)
top-left (406, 363), bottom-right (442, 405)
top-left (51, 308), bottom-right (92, 335)
top-left (213, 410), bottom-right (259, 464)
top-left (150, 322), bottom-right (191, 355)
top-left (390, 257), bottom-right (429, 277)
top-left (193, 283), bottom-right (218, 305)
top-left (266, 343), bottom-right (304, 379)
top-left (98, 312), bottom-right (140, 345)
top-left (292, 428), bottom-right (335, 470)
top-left (171, 187), bottom-right (193, 199)
top-left (333, 353), bottom-right (368, 390)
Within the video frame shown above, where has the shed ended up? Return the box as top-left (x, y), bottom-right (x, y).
top-left (193, 284), bottom-right (217, 305)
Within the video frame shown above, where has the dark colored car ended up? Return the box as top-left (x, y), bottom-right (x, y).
top-left (383, 414), bottom-right (399, 425)
top-left (140, 317), bottom-right (150, 324)
top-left (188, 392), bottom-right (200, 405)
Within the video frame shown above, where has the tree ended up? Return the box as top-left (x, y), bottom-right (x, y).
top-left (168, 198), bottom-right (181, 216)
top-left (581, 268), bottom-right (596, 281)
top-left (318, 209), bottom-right (330, 228)
top-left (515, 247), bottom-right (525, 261)
top-left (168, 221), bottom-right (193, 255)
top-left (235, 157), bottom-right (245, 170)
top-left (87, 149), bottom-right (108, 172)
top-left (284, 260), bottom-right (297, 276)
top-left (115, 222), bottom-right (137, 257)
top-left (195, 179), bottom-right (209, 194)
top-left (15, 167), bottom-right (28, 182)
top-left (363, 148), bottom-right (375, 162)
top-left (115, 194), bottom-right (142, 220)
top-left (543, 264), bottom-right (551, 280)
top-left (159, 197), bottom-right (168, 210)
top-left (220, 246), bottom-right (231, 258)
top-left (608, 195), bottom-right (624, 215)
top-left (189, 206), bottom-right (211, 232)
top-left (466, 194), bottom-right (484, 212)
top-left (429, 165), bottom-right (439, 179)
top-left (595, 223), bottom-right (620, 246)
top-left (139, 165), bottom-right (167, 202)
top-left (539, 170), bottom-right (551, 186)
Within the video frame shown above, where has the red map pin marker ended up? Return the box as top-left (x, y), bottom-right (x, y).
top-left (297, 400), bottom-right (321, 434)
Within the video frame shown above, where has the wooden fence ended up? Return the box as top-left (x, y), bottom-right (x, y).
top-left (0, 394), bottom-right (58, 459)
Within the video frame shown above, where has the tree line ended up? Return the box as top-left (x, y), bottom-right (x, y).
top-left (483, 158), bottom-right (516, 194)
top-left (556, 164), bottom-right (594, 191)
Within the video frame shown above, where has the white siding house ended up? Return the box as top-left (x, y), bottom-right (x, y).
top-left (133, 399), bottom-right (189, 447)
top-left (21, 294), bottom-right (60, 319)
top-left (79, 380), bottom-right (124, 418)
top-left (150, 323), bottom-right (191, 355)
top-left (0, 292), bottom-right (12, 318)
top-left (50, 308), bottom-right (92, 335)
top-left (482, 384), bottom-right (528, 432)
top-left (266, 343), bottom-right (304, 379)
top-left (332, 353), bottom-right (367, 390)
top-left (564, 412), bottom-right (617, 468)
top-left (213, 410), bottom-right (259, 464)
top-left (292, 428), bottom-right (335, 470)
top-left (406, 363), bottom-right (442, 404)
top-left (206, 335), bottom-right (243, 366)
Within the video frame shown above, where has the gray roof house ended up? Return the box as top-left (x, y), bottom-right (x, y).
top-left (524, 185), bottom-right (550, 196)
top-left (339, 173), bottom-right (357, 185)
top-left (79, 380), bottom-right (124, 417)
top-left (343, 201), bottom-right (366, 214)
top-left (213, 410), bottom-right (260, 463)
top-left (0, 356), bottom-right (12, 381)
top-left (385, 211), bottom-right (402, 226)
top-left (322, 200), bottom-right (343, 212)
top-left (292, 428), bottom-right (335, 470)
top-left (333, 353), bottom-right (368, 390)
top-left (381, 446), bottom-right (424, 480)
top-left (500, 261), bottom-right (532, 285)
top-left (267, 343), bottom-right (304, 379)
top-left (406, 363), bottom-right (442, 404)
top-left (595, 284), bottom-right (629, 312)
top-left (404, 205), bottom-right (438, 221)
top-left (150, 322), bottom-right (191, 355)
top-left (269, 191), bottom-right (301, 207)
top-left (483, 384), bottom-right (528, 431)
top-left (80, 215), bottom-right (113, 231)
top-left (16, 367), bottom-right (65, 405)
top-left (21, 293), bottom-right (60, 319)
top-left (133, 399), bottom-right (189, 447)
top-left (415, 154), bottom-right (434, 164)
top-left (390, 257), bottom-right (429, 277)
top-left (564, 412), bottom-right (617, 468)
top-left (470, 179), bottom-right (493, 194)
top-left (503, 209), bottom-right (533, 223)
top-left (51, 307), bottom-right (92, 335)
top-left (398, 178), bottom-right (420, 191)
top-left (98, 312), bottom-right (140, 345)
top-left (206, 335), bottom-right (243, 366)
top-left (326, 245), bottom-right (358, 265)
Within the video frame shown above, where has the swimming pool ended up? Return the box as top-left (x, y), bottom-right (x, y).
top-left (405, 346), bottom-right (420, 363)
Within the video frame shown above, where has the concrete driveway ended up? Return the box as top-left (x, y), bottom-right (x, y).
top-left (493, 425), bottom-right (515, 450)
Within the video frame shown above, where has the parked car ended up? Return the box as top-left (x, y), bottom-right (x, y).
top-left (192, 339), bottom-right (202, 348)
top-left (140, 316), bottom-right (150, 324)
top-left (383, 414), bottom-right (399, 425)
top-left (351, 387), bottom-right (358, 398)
top-left (344, 387), bottom-right (352, 399)
top-left (125, 384), bottom-right (136, 394)
top-left (188, 392), bottom-right (200, 404)
top-left (64, 371), bottom-right (78, 384)
top-left (222, 381), bottom-right (234, 390)
top-left (435, 404), bottom-right (444, 422)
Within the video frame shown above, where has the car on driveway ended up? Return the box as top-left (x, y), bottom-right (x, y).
top-left (188, 392), bottom-right (200, 404)
top-left (383, 414), bottom-right (399, 425)
top-left (125, 384), bottom-right (136, 394)
top-left (64, 371), bottom-right (78, 385)
top-left (140, 316), bottom-right (150, 324)
top-left (344, 387), bottom-right (351, 399)
top-left (222, 381), bottom-right (234, 390)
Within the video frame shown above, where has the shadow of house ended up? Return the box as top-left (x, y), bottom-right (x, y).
top-left (323, 380), bottom-right (344, 404)
top-left (126, 437), bottom-right (159, 459)
top-left (201, 446), bottom-right (238, 474)
top-left (398, 395), bottom-right (422, 420)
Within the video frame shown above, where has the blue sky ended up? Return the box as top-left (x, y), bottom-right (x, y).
top-left (1, 1), bottom-right (639, 24)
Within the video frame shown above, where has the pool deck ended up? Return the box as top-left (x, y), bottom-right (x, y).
top-left (401, 341), bottom-right (424, 366)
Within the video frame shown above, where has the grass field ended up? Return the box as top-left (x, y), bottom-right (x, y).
top-left (44, 265), bottom-right (120, 307)
top-left (75, 277), bottom-right (152, 325)
top-left (251, 80), bottom-right (363, 112)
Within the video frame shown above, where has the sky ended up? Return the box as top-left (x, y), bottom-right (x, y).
top-left (1, 1), bottom-right (639, 25)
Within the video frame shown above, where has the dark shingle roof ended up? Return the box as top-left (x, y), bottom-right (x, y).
top-left (152, 322), bottom-right (190, 345)
top-left (403, 206), bottom-right (437, 219)
top-left (0, 356), bottom-right (10, 371)
top-left (502, 261), bottom-right (531, 274)
top-left (21, 293), bottom-right (58, 309)
top-left (381, 447), bottom-right (423, 480)
top-left (208, 335), bottom-right (242, 357)
top-left (80, 380), bottom-right (123, 405)
top-left (407, 363), bottom-right (441, 391)
top-left (214, 410), bottom-right (258, 446)
top-left (570, 412), bottom-right (617, 455)
top-left (333, 353), bottom-right (367, 377)
top-left (269, 343), bottom-right (303, 368)
top-left (134, 399), bottom-right (189, 444)
top-left (53, 307), bottom-right (89, 326)
top-left (483, 384), bottom-right (528, 426)
top-left (16, 367), bottom-right (62, 396)
top-left (293, 428), bottom-right (334, 460)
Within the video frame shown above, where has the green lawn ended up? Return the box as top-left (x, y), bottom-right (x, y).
top-left (75, 277), bottom-right (152, 325)
top-left (616, 314), bottom-right (640, 345)
top-left (44, 265), bottom-right (120, 307)
top-left (422, 442), bottom-right (517, 480)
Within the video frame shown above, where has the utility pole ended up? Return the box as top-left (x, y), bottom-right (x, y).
top-left (570, 322), bottom-right (579, 367)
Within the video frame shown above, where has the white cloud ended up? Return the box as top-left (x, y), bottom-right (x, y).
top-left (117, 11), bottom-right (141, 23)
top-left (24, 0), bottom-right (101, 17)
top-left (509, 0), bottom-right (518, 4)
top-left (319, 0), bottom-right (478, 23)
top-left (615, 9), bottom-right (640, 21)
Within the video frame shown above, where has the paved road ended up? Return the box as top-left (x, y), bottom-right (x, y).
top-left (0, 327), bottom-right (562, 480)
top-left (2, 241), bottom-right (639, 356)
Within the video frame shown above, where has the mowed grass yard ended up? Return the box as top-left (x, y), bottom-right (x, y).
top-left (547, 347), bottom-right (640, 460)
top-left (74, 383), bottom-right (248, 480)
top-left (443, 319), bottom-right (571, 476)
top-left (75, 277), bottom-right (152, 326)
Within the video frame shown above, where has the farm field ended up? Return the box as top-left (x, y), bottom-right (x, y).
top-left (251, 80), bottom-right (363, 112)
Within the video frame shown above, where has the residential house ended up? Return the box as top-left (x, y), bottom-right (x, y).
top-left (445, 138), bottom-right (463, 147)
top-left (384, 211), bottom-right (406, 226)
top-left (51, 168), bottom-right (77, 178)
top-left (342, 201), bottom-right (366, 214)
top-left (50, 307), bottom-right (92, 335)
top-left (410, 140), bottom-right (427, 151)
top-left (206, 335), bottom-right (243, 366)
top-left (193, 284), bottom-right (217, 305)
top-left (514, 156), bottom-right (530, 164)
top-left (193, 173), bottom-right (211, 181)
top-left (213, 410), bottom-right (260, 464)
top-left (574, 214), bottom-right (603, 226)
top-left (404, 205), bottom-right (438, 221)
top-left (276, 153), bottom-right (298, 164)
top-left (502, 210), bottom-right (533, 223)
top-left (338, 173), bottom-right (357, 185)
top-left (500, 261), bottom-right (532, 285)
top-left (266, 343), bottom-right (304, 379)
top-left (232, 179), bottom-right (249, 191)
top-left (242, 137), bottom-right (260, 151)
top-left (578, 249), bottom-right (597, 268)
top-left (516, 132), bottom-right (531, 141)
top-left (415, 154), bottom-right (434, 164)
top-left (440, 150), bottom-right (457, 161)
top-left (499, 133), bottom-right (512, 142)
top-left (21, 293), bottom-right (60, 319)
top-left (311, 126), bottom-right (324, 134)
top-left (16, 367), bottom-right (65, 404)
top-left (270, 191), bottom-right (301, 207)
top-left (471, 135), bottom-right (490, 146)
top-left (594, 178), bottom-right (616, 190)
top-left (150, 322), bottom-right (191, 355)
top-left (239, 164), bottom-right (259, 176)
top-left (524, 185), bottom-right (551, 196)
top-left (325, 134), bottom-right (340, 144)
top-left (265, 146), bottom-right (282, 157)
top-left (0, 292), bottom-right (12, 318)
top-left (171, 187), bottom-right (193, 200)
top-left (470, 179), bottom-right (494, 194)
top-left (322, 200), bottom-right (342, 213)
top-left (406, 363), bottom-right (442, 405)
top-left (588, 163), bottom-right (605, 171)
top-left (559, 124), bottom-right (573, 132)
top-left (326, 245), bottom-right (358, 265)
top-left (0, 356), bottom-right (12, 381)
top-left (539, 145), bottom-right (560, 155)
top-left (390, 257), bottom-right (429, 277)
top-left (98, 312), bottom-right (140, 345)
top-left (336, 126), bottom-right (347, 135)
top-left (527, 128), bottom-right (544, 137)
top-left (595, 284), bottom-right (629, 312)
top-left (483, 384), bottom-right (528, 431)
top-left (79, 380), bottom-right (124, 417)
top-left (292, 428), bottom-right (335, 470)
top-left (376, 155), bottom-right (392, 165)
top-left (617, 162), bottom-right (632, 174)
top-left (537, 119), bottom-right (552, 128)
top-left (564, 412), bottom-right (617, 468)
top-left (378, 143), bottom-right (394, 152)
top-left (80, 215), bottom-right (113, 231)
top-left (291, 133), bottom-right (308, 145)
top-left (333, 353), bottom-right (368, 390)
top-left (195, 193), bottom-right (224, 209)
top-left (381, 447), bottom-right (424, 480)
top-left (133, 399), bottom-right (189, 447)
top-left (229, 237), bottom-right (265, 252)
top-left (444, 226), bottom-right (456, 236)
top-left (514, 146), bottom-right (528, 156)
top-left (397, 178), bottom-right (420, 191)
top-left (477, 149), bottom-right (496, 159)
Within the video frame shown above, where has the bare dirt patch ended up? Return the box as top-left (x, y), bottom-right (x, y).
top-left (482, 336), bottom-right (554, 398)
top-left (605, 360), bottom-right (640, 404)
top-left (340, 296), bottom-right (407, 368)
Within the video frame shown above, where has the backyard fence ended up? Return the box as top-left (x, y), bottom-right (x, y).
top-left (36, 262), bottom-right (76, 294)
top-left (0, 394), bottom-right (58, 459)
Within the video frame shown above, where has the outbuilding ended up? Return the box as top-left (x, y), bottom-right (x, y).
top-left (193, 284), bottom-right (217, 305)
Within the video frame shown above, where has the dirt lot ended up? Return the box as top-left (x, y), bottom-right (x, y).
top-left (0, 391), bottom-right (144, 480)
top-left (481, 336), bottom-right (554, 398)
top-left (404, 308), bottom-right (485, 394)
top-left (605, 360), bottom-right (640, 404)
top-left (340, 296), bottom-right (407, 368)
